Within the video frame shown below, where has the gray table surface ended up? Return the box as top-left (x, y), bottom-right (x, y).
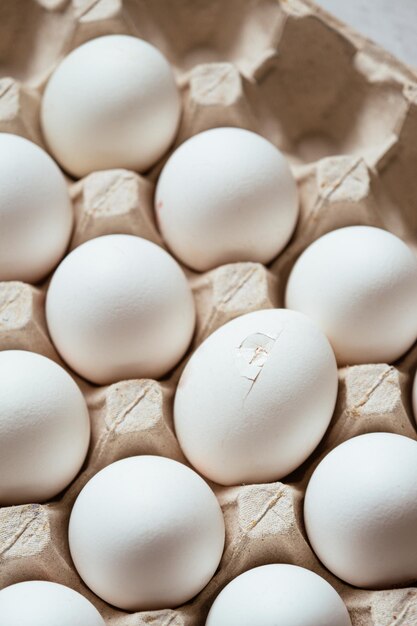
top-left (315, 0), bottom-right (417, 68)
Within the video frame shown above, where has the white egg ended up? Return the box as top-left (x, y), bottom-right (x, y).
top-left (0, 133), bottom-right (72, 283)
top-left (413, 370), bottom-right (417, 422)
top-left (155, 127), bottom-right (298, 271)
top-left (286, 226), bottom-right (417, 365)
top-left (206, 564), bottom-right (351, 626)
top-left (304, 432), bottom-right (417, 588)
top-left (41, 35), bottom-right (181, 177)
top-left (0, 350), bottom-right (90, 505)
top-left (0, 581), bottom-right (105, 626)
top-left (174, 308), bottom-right (338, 486)
top-left (46, 234), bottom-right (195, 385)
top-left (69, 455), bottom-right (225, 611)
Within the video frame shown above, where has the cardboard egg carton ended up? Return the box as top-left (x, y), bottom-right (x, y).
top-left (1, 0), bottom-right (417, 624)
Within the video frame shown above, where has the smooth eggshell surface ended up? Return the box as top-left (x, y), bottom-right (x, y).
top-left (174, 308), bottom-right (338, 485)
top-left (286, 226), bottom-right (417, 365)
top-left (0, 350), bottom-right (90, 505)
top-left (0, 581), bottom-right (105, 626)
top-left (304, 432), bottom-right (417, 588)
top-left (155, 127), bottom-right (298, 271)
top-left (205, 564), bottom-right (352, 626)
top-left (413, 369), bottom-right (417, 424)
top-left (41, 35), bottom-right (181, 177)
top-left (68, 455), bottom-right (225, 611)
top-left (46, 234), bottom-right (195, 385)
top-left (0, 133), bottom-right (72, 283)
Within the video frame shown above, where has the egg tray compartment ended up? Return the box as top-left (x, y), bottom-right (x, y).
top-left (2, 0), bottom-right (417, 624)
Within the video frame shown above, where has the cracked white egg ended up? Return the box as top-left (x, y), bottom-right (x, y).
top-left (304, 432), bottom-right (417, 588)
top-left (206, 564), bottom-right (352, 626)
top-left (41, 35), bottom-right (181, 177)
top-left (0, 581), bottom-right (105, 626)
top-left (69, 455), bottom-right (225, 611)
top-left (286, 226), bottom-right (417, 365)
top-left (46, 234), bottom-right (195, 385)
top-left (0, 133), bottom-right (72, 283)
top-left (155, 127), bottom-right (298, 271)
top-left (0, 350), bottom-right (90, 505)
top-left (174, 308), bottom-right (338, 485)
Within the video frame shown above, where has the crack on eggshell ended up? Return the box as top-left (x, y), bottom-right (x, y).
top-left (236, 327), bottom-right (285, 401)
top-left (236, 331), bottom-right (278, 383)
